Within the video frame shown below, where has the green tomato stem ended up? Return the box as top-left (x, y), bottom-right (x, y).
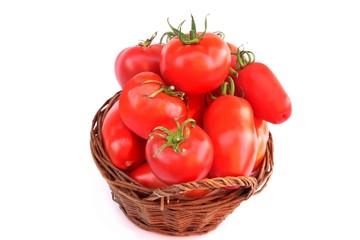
top-left (149, 118), bottom-right (196, 158)
top-left (229, 67), bottom-right (238, 78)
top-left (219, 77), bottom-right (235, 96)
top-left (228, 76), bottom-right (235, 96)
top-left (138, 32), bottom-right (157, 48)
top-left (159, 31), bottom-right (176, 44)
top-left (141, 80), bottom-right (185, 100)
top-left (209, 76), bottom-right (236, 101)
top-left (166, 14), bottom-right (208, 45)
top-left (213, 31), bottom-right (225, 39)
top-left (237, 49), bottom-right (256, 69)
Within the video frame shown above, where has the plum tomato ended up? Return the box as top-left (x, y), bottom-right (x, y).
top-left (101, 101), bottom-right (146, 171)
top-left (203, 95), bottom-right (257, 178)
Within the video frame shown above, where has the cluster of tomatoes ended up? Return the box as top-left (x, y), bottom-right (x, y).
top-left (101, 15), bottom-right (292, 196)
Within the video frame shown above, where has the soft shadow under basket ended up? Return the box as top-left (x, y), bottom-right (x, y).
top-left (90, 91), bottom-right (274, 236)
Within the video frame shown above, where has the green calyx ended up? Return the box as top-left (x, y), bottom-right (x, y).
top-left (149, 118), bottom-right (196, 158)
top-left (141, 80), bottom-right (185, 100)
top-left (166, 14), bottom-right (208, 45)
top-left (138, 32), bottom-right (157, 48)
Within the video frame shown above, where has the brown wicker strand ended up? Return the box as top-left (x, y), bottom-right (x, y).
top-left (145, 175), bottom-right (258, 201)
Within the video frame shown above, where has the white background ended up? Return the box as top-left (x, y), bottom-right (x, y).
top-left (1, 0), bottom-right (359, 239)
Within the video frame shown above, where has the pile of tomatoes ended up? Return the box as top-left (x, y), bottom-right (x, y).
top-left (101, 15), bottom-right (292, 195)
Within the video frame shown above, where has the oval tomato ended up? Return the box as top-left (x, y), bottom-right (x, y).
top-left (101, 102), bottom-right (146, 171)
top-left (253, 117), bottom-right (269, 171)
top-left (129, 162), bottom-right (168, 189)
top-left (145, 118), bottom-right (214, 185)
top-left (160, 16), bottom-right (231, 95)
top-left (235, 62), bottom-right (292, 124)
top-left (114, 34), bottom-right (163, 88)
top-left (203, 95), bottom-right (257, 178)
top-left (119, 72), bottom-right (188, 139)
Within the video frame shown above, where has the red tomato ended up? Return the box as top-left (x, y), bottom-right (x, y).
top-left (119, 72), bottom-right (188, 139)
top-left (186, 94), bottom-right (207, 127)
top-left (129, 162), bottom-right (211, 197)
top-left (114, 34), bottom-right (163, 88)
top-left (235, 62), bottom-right (292, 124)
top-left (203, 95), bottom-right (257, 178)
top-left (129, 162), bottom-right (168, 189)
top-left (101, 102), bottom-right (146, 171)
top-left (227, 42), bottom-right (238, 70)
top-left (184, 189), bottom-right (211, 198)
top-left (145, 118), bottom-right (214, 185)
top-left (253, 117), bottom-right (269, 171)
top-left (160, 32), bottom-right (231, 95)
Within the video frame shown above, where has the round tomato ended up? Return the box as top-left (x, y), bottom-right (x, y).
top-left (203, 95), bottom-right (257, 178)
top-left (114, 33), bottom-right (163, 88)
top-left (129, 162), bottom-right (168, 189)
top-left (160, 16), bottom-right (231, 95)
top-left (101, 102), bottom-right (146, 171)
top-left (235, 62), bottom-right (292, 124)
top-left (145, 118), bottom-right (214, 185)
top-left (119, 71), bottom-right (188, 139)
top-left (253, 117), bottom-right (269, 171)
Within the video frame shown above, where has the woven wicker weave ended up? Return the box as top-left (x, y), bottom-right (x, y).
top-left (90, 91), bottom-right (274, 236)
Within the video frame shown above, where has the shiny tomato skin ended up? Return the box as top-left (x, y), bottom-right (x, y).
top-left (160, 33), bottom-right (231, 95)
top-left (101, 102), bottom-right (146, 171)
top-left (253, 117), bottom-right (269, 171)
top-left (114, 44), bottom-right (163, 88)
top-left (119, 72), bottom-right (188, 139)
top-left (129, 162), bottom-right (168, 189)
top-left (203, 95), bottom-right (257, 178)
top-left (235, 62), bottom-right (292, 124)
top-left (145, 120), bottom-right (214, 185)
top-left (186, 94), bottom-right (207, 127)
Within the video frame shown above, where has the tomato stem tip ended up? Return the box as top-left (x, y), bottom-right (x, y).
top-left (138, 32), bottom-right (158, 48)
top-left (141, 80), bottom-right (185, 100)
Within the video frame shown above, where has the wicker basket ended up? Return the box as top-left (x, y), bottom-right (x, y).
top-left (90, 91), bottom-right (274, 236)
